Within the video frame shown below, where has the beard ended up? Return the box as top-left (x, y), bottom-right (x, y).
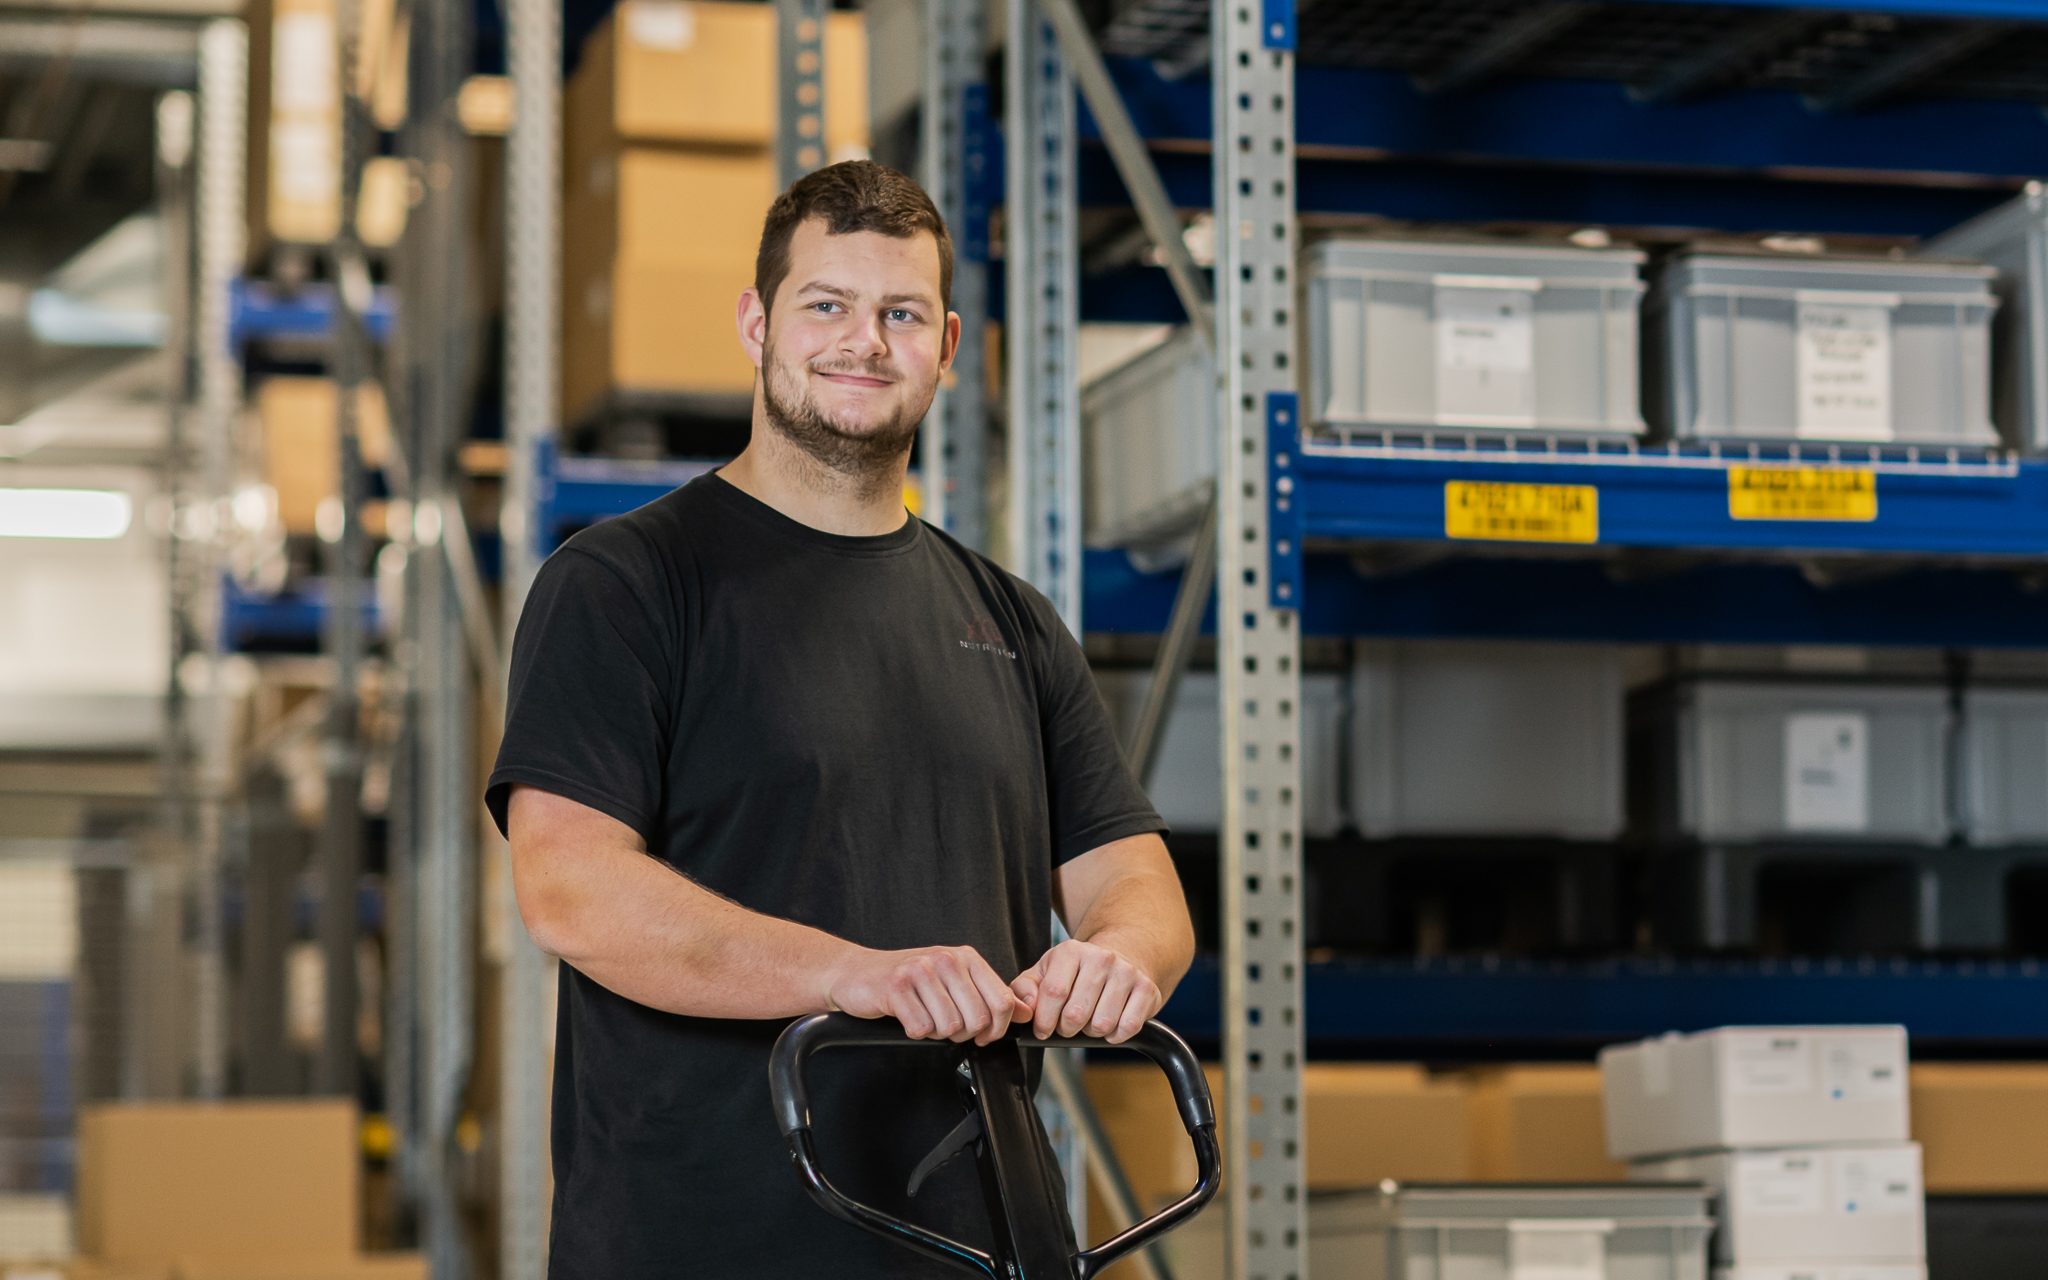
top-left (759, 335), bottom-right (935, 490)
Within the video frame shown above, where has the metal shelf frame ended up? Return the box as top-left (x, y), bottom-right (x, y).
top-left (1001, 1), bottom-right (2048, 1274)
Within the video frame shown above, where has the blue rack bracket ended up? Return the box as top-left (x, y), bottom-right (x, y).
top-left (1266, 392), bottom-right (1304, 610)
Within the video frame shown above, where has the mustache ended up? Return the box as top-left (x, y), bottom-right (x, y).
top-left (809, 359), bottom-right (898, 382)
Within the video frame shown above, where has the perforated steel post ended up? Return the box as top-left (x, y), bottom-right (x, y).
top-left (1005, 1), bottom-right (1079, 621)
top-left (777, 0), bottom-right (828, 186)
top-left (920, 0), bottom-right (990, 549)
top-left (190, 19), bottom-right (246, 1103)
top-left (1213, 0), bottom-right (1306, 1276)
top-left (500, 0), bottom-right (560, 1263)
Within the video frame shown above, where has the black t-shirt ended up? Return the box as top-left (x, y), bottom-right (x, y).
top-left (485, 471), bottom-right (1165, 1279)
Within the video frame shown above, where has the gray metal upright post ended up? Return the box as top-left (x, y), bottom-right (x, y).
top-left (317, 0), bottom-right (375, 1100)
top-left (777, 0), bottom-right (828, 187)
top-left (1005, 1), bottom-right (1079, 621)
top-left (502, 0), bottom-right (561, 1262)
top-left (190, 19), bottom-right (246, 1102)
top-left (921, 0), bottom-right (990, 550)
top-left (395, 0), bottom-right (481, 1266)
top-left (1212, 0), bottom-right (1306, 1275)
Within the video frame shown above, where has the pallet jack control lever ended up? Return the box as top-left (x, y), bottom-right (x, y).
top-left (770, 1013), bottom-right (1222, 1280)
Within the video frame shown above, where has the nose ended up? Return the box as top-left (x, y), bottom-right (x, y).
top-left (840, 309), bottom-right (888, 364)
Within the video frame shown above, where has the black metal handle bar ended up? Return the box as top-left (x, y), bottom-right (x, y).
top-left (769, 1013), bottom-right (1222, 1280)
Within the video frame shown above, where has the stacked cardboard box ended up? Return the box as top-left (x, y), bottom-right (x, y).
top-left (66, 1100), bottom-right (420, 1280)
top-left (254, 377), bottom-right (392, 538)
top-left (1605, 1027), bottom-right (1925, 1280)
top-left (561, 0), bottom-right (868, 422)
top-left (1465, 1064), bottom-right (1629, 1182)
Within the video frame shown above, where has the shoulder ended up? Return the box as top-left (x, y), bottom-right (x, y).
top-left (917, 521), bottom-right (1074, 658)
top-left (549, 478), bottom-right (711, 588)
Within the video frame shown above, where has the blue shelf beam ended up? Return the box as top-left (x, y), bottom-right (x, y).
top-left (222, 575), bottom-right (384, 650)
top-left (230, 279), bottom-right (398, 347)
top-left (1157, 957), bottom-right (2048, 1051)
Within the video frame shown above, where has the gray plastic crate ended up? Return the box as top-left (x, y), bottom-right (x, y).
top-left (1648, 249), bottom-right (1998, 447)
top-left (1304, 237), bottom-right (1647, 437)
top-left (1163, 1184), bottom-right (1714, 1280)
top-left (1093, 668), bottom-right (1347, 837)
top-left (1352, 641), bottom-right (1626, 840)
top-left (1959, 687), bottom-right (2048, 844)
top-left (1923, 183), bottom-right (2048, 452)
top-left (1081, 327), bottom-right (1215, 546)
top-left (1655, 680), bottom-right (1951, 844)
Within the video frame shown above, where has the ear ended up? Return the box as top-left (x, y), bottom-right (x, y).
top-left (939, 310), bottom-right (962, 375)
top-left (737, 287), bottom-right (769, 369)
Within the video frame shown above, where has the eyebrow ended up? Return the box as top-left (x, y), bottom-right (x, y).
top-left (791, 281), bottom-right (937, 309)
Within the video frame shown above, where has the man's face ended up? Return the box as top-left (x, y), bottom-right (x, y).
top-left (743, 217), bottom-right (958, 476)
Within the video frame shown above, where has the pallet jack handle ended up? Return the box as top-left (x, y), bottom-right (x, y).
top-left (770, 1013), bottom-right (1222, 1280)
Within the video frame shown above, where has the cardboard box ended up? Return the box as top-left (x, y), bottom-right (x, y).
top-left (75, 1100), bottom-right (360, 1264)
top-left (255, 377), bottom-right (393, 537)
top-left (1601, 1026), bottom-right (1909, 1161)
top-left (1714, 1269), bottom-right (1926, 1280)
top-left (566, 1), bottom-right (867, 153)
top-left (560, 148), bottom-right (776, 418)
top-left (1910, 1062), bottom-right (2048, 1192)
top-left (1084, 1062), bottom-right (1469, 1210)
top-left (1633, 1143), bottom-right (1925, 1266)
top-left (1467, 1064), bottom-right (1628, 1182)
top-left (175, 1254), bottom-right (425, 1280)
top-left (247, 0), bottom-right (343, 251)
top-left (6, 1266), bottom-right (175, 1280)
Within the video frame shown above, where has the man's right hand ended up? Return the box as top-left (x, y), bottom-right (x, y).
top-left (825, 945), bottom-right (1031, 1045)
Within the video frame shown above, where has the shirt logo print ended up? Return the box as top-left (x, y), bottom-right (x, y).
top-left (959, 614), bottom-right (1018, 660)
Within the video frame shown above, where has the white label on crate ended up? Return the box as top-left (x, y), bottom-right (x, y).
top-left (1784, 712), bottom-right (1872, 832)
top-left (1823, 1038), bottom-right (1907, 1103)
top-left (1836, 1148), bottom-right (1921, 1216)
top-left (625, 0), bottom-right (697, 50)
top-left (0, 864), bottom-right (77, 979)
top-left (1730, 1033), bottom-right (1816, 1095)
top-left (1737, 1152), bottom-right (1827, 1216)
top-left (1435, 287), bottom-right (1537, 426)
top-left (1796, 302), bottom-right (1894, 441)
top-left (271, 119), bottom-right (339, 203)
top-left (272, 11), bottom-right (338, 112)
top-left (1507, 1221), bottom-right (1609, 1280)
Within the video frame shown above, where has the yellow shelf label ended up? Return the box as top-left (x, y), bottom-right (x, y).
top-left (1728, 466), bottom-right (1878, 522)
top-left (1444, 481), bottom-right (1599, 544)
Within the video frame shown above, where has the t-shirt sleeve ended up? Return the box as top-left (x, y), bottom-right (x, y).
top-left (485, 545), bottom-right (674, 842)
top-left (1029, 598), bottom-right (1168, 866)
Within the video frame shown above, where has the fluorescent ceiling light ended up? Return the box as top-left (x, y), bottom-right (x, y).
top-left (0, 488), bottom-right (133, 539)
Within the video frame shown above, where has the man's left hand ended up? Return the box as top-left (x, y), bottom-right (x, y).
top-left (1011, 939), bottom-right (1163, 1045)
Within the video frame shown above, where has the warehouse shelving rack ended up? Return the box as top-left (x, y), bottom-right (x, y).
top-left (990, 1), bottom-right (2048, 1275)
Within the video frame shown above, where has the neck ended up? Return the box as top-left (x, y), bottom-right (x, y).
top-left (720, 414), bottom-right (912, 537)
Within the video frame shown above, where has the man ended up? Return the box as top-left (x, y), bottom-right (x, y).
top-left (488, 160), bottom-right (1195, 1278)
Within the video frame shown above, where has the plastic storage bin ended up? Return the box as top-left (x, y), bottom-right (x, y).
top-left (1353, 641), bottom-right (1626, 839)
top-left (1163, 1184), bottom-right (1714, 1280)
top-left (1081, 327), bottom-right (1215, 546)
top-left (1958, 687), bottom-right (2048, 844)
top-left (1303, 237), bottom-right (1647, 437)
top-left (1093, 668), bottom-right (1347, 837)
top-left (1633, 1145), bottom-right (1926, 1268)
top-left (1922, 183), bottom-right (2048, 452)
top-left (1648, 249), bottom-right (1998, 447)
top-left (1639, 680), bottom-right (1951, 844)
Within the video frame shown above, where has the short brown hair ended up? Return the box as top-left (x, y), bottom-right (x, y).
top-left (754, 160), bottom-right (953, 318)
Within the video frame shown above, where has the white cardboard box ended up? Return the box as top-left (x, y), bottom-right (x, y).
top-left (1601, 1026), bottom-right (1909, 1160)
top-left (1715, 1268), bottom-right (1926, 1280)
top-left (1637, 1144), bottom-right (1925, 1266)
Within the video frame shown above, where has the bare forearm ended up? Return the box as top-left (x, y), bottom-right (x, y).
top-left (520, 840), bottom-right (854, 1019)
top-left (1067, 867), bottom-right (1195, 998)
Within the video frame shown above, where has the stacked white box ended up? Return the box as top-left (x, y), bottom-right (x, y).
top-left (1637, 1145), bottom-right (1926, 1267)
top-left (1605, 1027), bottom-right (1922, 1273)
top-left (1601, 1027), bottom-right (1910, 1160)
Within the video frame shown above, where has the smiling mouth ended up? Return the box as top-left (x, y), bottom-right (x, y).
top-left (817, 372), bottom-right (893, 389)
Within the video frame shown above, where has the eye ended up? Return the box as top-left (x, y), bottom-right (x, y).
top-left (888, 308), bottom-right (919, 324)
top-left (810, 300), bottom-right (842, 314)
